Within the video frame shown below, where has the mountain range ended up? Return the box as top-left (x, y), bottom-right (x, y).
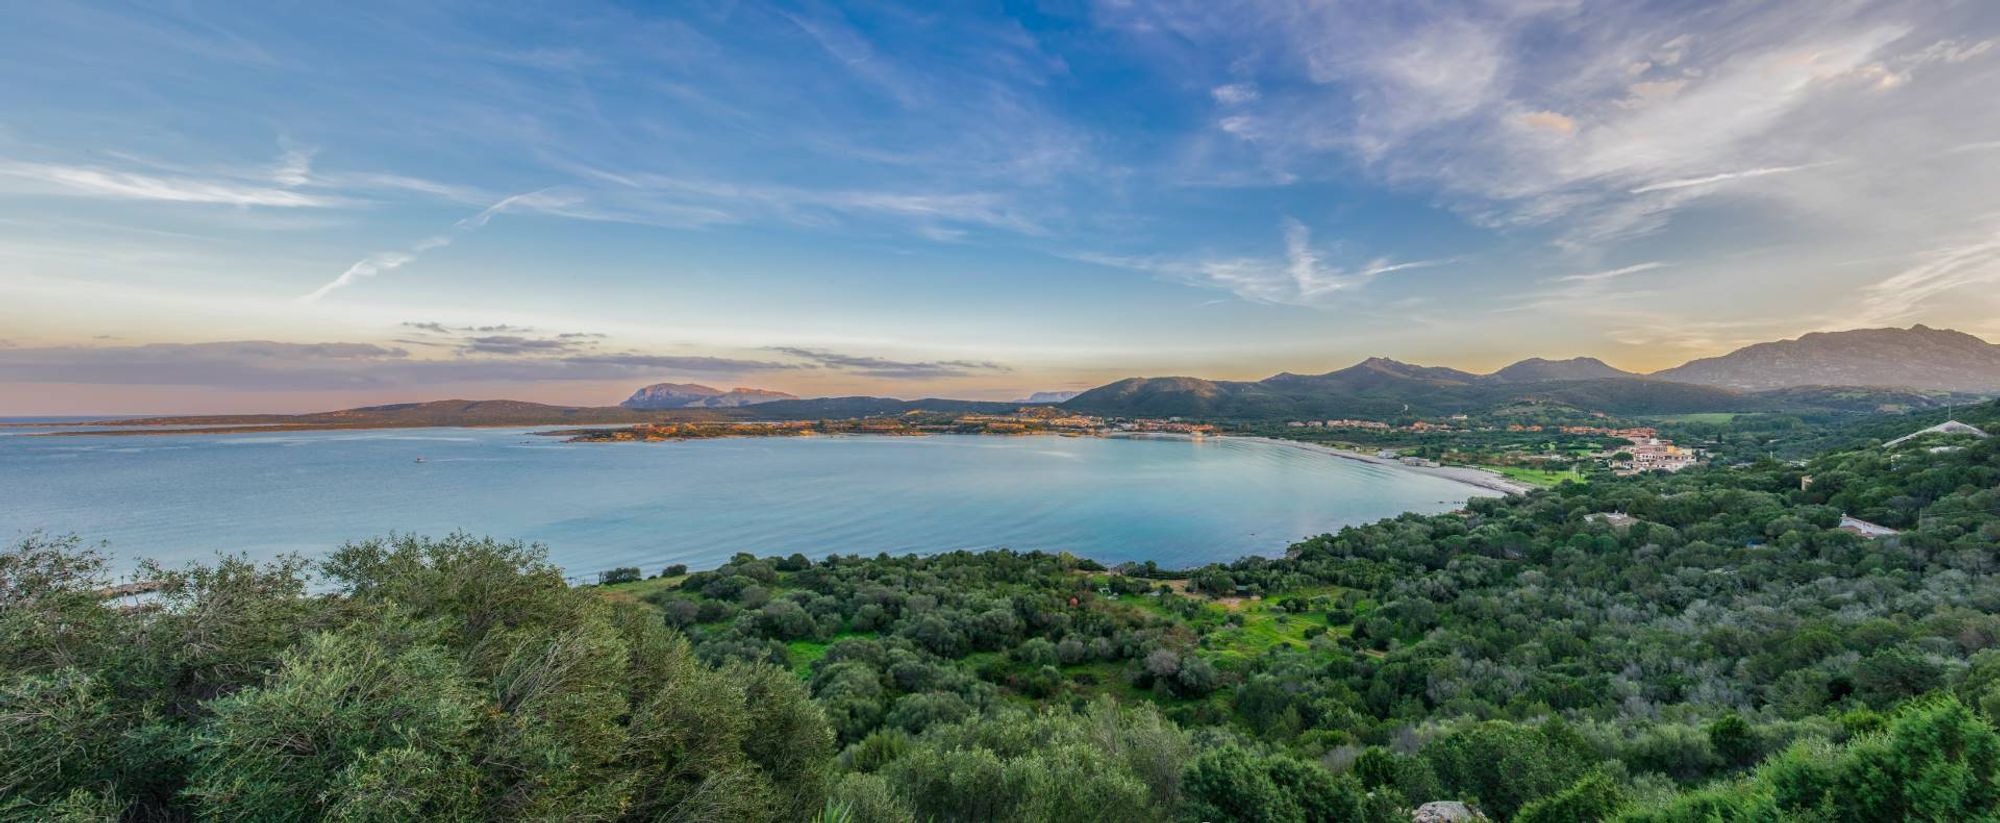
top-left (1063, 326), bottom-right (2000, 419)
top-left (620, 326), bottom-right (2000, 422)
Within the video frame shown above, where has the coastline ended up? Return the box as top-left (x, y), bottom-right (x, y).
top-left (1231, 435), bottom-right (1538, 497)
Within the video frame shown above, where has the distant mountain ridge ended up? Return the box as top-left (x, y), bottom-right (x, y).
top-left (1650, 325), bottom-right (2000, 392)
top-left (1062, 326), bottom-right (1998, 420)
top-left (621, 383), bottom-right (798, 409)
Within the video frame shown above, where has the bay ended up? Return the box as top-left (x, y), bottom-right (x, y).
top-left (0, 428), bottom-right (1480, 579)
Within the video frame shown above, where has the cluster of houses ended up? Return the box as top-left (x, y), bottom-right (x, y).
top-left (1558, 425), bottom-right (1659, 439)
top-left (963, 409), bottom-right (1104, 430)
top-left (1287, 418), bottom-right (1392, 430)
top-left (1284, 418), bottom-right (1453, 432)
top-left (1118, 418), bottom-right (1217, 434)
top-left (950, 410), bottom-right (1218, 436)
top-left (1603, 437), bottom-right (1699, 475)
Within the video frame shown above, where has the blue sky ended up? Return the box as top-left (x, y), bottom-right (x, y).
top-left (2, 1), bottom-right (1998, 413)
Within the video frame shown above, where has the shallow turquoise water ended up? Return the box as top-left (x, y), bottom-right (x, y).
top-left (0, 428), bottom-right (1477, 578)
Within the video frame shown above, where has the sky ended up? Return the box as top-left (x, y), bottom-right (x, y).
top-left (2, 0), bottom-right (1998, 414)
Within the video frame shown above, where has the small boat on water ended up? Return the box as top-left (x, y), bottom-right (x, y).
top-left (414, 457), bottom-right (426, 463)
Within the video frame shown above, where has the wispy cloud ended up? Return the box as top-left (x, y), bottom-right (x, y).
top-left (1628, 164), bottom-right (1826, 194)
top-left (1549, 262), bottom-right (1668, 283)
top-left (770, 347), bottom-right (1009, 379)
top-left (559, 167), bottom-right (1045, 236)
top-left (299, 236), bottom-right (452, 302)
top-left (1851, 224), bottom-right (2000, 327)
top-left (1099, 2), bottom-right (1988, 263)
top-left (1211, 83), bottom-right (1259, 104)
top-left (781, 7), bottom-right (925, 108)
top-left (401, 321), bottom-right (535, 335)
top-left (0, 161), bottom-right (345, 207)
top-left (396, 321), bottom-right (609, 356)
top-left (0, 140), bottom-right (489, 212)
top-left (270, 142), bottom-right (315, 187)
top-left (300, 189), bottom-right (574, 302)
top-left (1074, 217), bottom-right (1453, 307)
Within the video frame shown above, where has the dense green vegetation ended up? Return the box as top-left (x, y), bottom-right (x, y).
top-left (5, 401), bottom-right (1997, 820)
top-left (1241, 417), bottom-right (1627, 477)
top-left (0, 535), bottom-right (830, 821)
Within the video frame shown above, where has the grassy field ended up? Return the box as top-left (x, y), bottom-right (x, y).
top-left (785, 636), bottom-right (840, 677)
top-left (1491, 465), bottom-right (1584, 487)
top-left (1200, 587), bottom-right (1352, 669)
top-left (594, 574), bottom-right (689, 603)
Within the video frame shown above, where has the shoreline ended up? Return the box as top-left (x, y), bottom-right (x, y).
top-left (1231, 435), bottom-right (1537, 497)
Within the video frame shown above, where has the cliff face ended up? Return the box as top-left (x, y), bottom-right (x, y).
top-left (620, 383), bottom-right (798, 409)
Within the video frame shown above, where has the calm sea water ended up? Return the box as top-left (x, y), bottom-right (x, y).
top-left (0, 428), bottom-right (1477, 578)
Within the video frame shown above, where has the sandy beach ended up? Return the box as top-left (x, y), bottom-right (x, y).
top-left (1233, 436), bottom-right (1538, 497)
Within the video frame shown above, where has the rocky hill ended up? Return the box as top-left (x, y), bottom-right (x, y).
top-left (620, 383), bottom-right (798, 409)
top-left (1488, 357), bottom-right (1637, 383)
top-left (1652, 325), bottom-right (2000, 392)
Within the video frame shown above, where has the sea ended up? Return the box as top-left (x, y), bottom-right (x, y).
top-left (0, 425), bottom-right (1478, 580)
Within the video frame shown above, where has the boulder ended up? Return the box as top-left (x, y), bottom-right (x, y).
top-left (1412, 800), bottom-right (1486, 823)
